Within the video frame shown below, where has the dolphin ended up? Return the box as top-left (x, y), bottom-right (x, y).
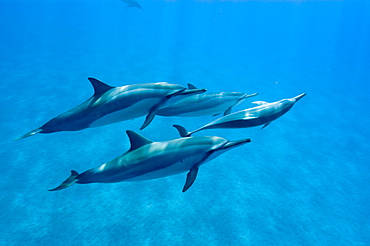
top-left (157, 89), bottom-right (258, 117)
top-left (49, 130), bottom-right (251, 192)
top-left (173, 93), bottom-right (306, 137)
top-left (16, 78), bottom-right (206, 140)
top-left (121, 0), bottom-right (143, 11)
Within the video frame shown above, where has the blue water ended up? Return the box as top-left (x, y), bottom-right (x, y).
top-left (1, 0), bottom-right (369, 245)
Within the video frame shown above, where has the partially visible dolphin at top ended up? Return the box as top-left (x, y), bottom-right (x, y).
top-left (121, 0), bottom-right (143, 11)
top-left (174, 93), bottom-right (306, 137)
top-left (49, 130), bottom-right (251, 192)
top-left (16, 78), bottom-right (206, 140)
top-left (157, 88), bottom-right (258, 117)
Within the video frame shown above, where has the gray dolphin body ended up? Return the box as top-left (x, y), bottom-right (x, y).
top-left (157, 92), bottom-right (258, 117)
top-left (17, 78), bottom-right (206, 139)
top-left (49, 130), bottom-right (251, 192)
top-left (121, 0), bottom-right (143, 11)
top-left (174, 93), bottom-right (306, 137)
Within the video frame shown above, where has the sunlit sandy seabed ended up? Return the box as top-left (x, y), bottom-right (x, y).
top-left (0, 0), bottom-right (369, 245)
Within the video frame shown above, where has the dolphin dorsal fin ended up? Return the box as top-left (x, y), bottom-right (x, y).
top-left (252, 101), bottom-right (269, 106)
top-left (126, 130), bottom-right (153, 151)
top-left (187, 83), bottom-right (197, 89)
top-left (87, 77), bottom-right (114, 96)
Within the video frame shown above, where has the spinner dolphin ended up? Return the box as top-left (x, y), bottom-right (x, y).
top-left (49, 130), bottom-right (251, 192)
top-left (174, 93), bottom-right (306, 137)
top-left (17, 78), bottom-right (206, 139)
top-left (157, 89), bottom-right (258, 117)
top-left (121, 0), bottom-right (143, 11)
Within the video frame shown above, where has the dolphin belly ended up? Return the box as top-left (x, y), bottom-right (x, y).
top-left (89, 98), bottom-right (160, 127)
top-left (210, 110), bottom-right (290, 129)
top-left (209, 119), bottom-right (264, 129)
top-left (171, 104), bottom-right (232, 117)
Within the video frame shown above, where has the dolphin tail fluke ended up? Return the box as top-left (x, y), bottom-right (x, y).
top-left (173, 125), bottom-right (191, 137)
top-left (14, 128), bottom-right (42, 140)
top-left (49, 170), bottom-right (79, 191)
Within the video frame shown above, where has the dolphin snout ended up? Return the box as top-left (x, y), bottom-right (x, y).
top-left (294, 93), bottom-right (306, 102)
top-left (182, 88), bottom-right (207, 95)
top-left (222, 138), bottom-right (251, 150)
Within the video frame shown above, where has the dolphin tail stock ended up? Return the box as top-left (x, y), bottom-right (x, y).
top-left (173, 124), bottom-right (192, 137)
top-left (14, 128), bottom-right (42, 140)
top-left (49, 170), bottom-right (79, 191)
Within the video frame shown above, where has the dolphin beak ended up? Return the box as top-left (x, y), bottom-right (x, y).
top-left (294, 93), bottom-right (306, 102)
top-left (222, 138), bottom-right (251, 150)
top-left (181, 88), bottom-right (207, 96)
top-left (244, 93), bottom-right (259, 99)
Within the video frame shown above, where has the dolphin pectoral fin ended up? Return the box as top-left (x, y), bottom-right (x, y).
top-left (224, 107), bottom-right (232, 116)
top-left (14, 128), bottom-right (42, 140)
top-left (140, 107), bottom-right (158, 130)
top-left (173, 125), bottom-right (191, 137)
top-left (182, 166), bottom-right (199, 192)
top-left (49, 170), bottom-right (79, 191)
top-left (261, 123), bottom-right (270, 129)
top-left (141, 92), bottom-right (174, 130)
